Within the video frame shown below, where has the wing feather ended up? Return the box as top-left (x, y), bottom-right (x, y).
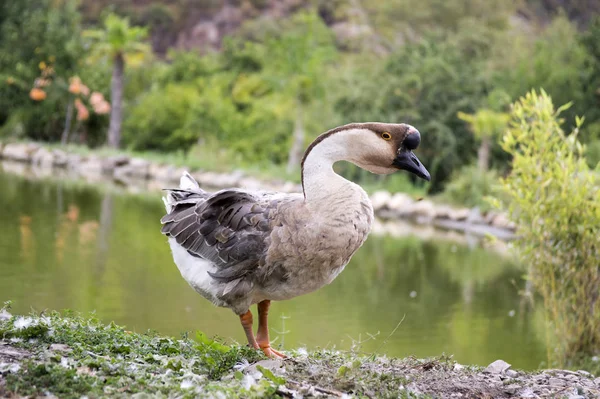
top-left (161, 186), bottom-right (278, 285)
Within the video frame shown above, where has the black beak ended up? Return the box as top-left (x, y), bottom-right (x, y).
top-left (392, 149), bottom-right (431, 181)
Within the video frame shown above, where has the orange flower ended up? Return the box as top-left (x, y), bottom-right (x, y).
top-left (74, 98), bottom-right (89, 121)
top-left (89, 91), bottom-right (105, 106)
top-left (68, 76), bottom-right (82, 95)
top-left (30, 88), bottom-right (47, 101)
top-left (80, 84), bottom-right (90, 97)
top-left (93, 101), bottom-right (111, 115)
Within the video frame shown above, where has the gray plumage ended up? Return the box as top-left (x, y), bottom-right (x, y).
top-left (160, 123), bottom-right (428, 322)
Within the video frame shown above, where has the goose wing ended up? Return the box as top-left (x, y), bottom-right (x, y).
top-left (161, 188), bottom-right (277, 284)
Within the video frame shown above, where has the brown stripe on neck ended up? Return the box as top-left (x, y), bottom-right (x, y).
top-left (300, 122), bottom-right (384, 198)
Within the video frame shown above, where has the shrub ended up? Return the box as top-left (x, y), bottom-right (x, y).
top-left (123, 84), bottom-right (200, 152)
top-left (440, 165), bottom-right (500, 210)
top-left (496, 90), bottom-right (600, 366)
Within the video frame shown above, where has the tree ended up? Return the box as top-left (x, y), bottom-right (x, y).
top-left (256, 11), bottom-right (336, 172)
top-left (84, 13), bottom-right (150, 148)
top-left (457, 107), bottom-right (509, 172)
top-left (0, 0), bottom-right (82, 140)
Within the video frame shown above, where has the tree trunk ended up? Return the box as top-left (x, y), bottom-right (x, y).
top-left (478, 136), bottom-right (491, 172)
top-left (61, 100), bottom-right (74, 146)
top-left (107, 53), bottom-right (124, 149)
top-left (287, 102), bottom-right (305, 173)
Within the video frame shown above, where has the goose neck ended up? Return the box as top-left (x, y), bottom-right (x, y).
top-left (301, 129), bottom-right (363, 203)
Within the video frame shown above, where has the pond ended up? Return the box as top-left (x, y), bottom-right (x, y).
top-left (0, 165), bottom-right (546, 370)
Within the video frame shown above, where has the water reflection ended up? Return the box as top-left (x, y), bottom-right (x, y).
top-left (0, 170), bottom-right (545, 369)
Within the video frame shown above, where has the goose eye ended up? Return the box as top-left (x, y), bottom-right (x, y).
top-left (381, 132), bottom-right (391, 140)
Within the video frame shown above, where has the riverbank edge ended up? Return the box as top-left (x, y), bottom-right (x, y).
top-left (0, 141), bottom-right (516, 240)
top-left (1, 311), bottom-right (598, 398)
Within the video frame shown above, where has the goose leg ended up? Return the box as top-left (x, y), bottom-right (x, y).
top-left (239, 310), bottom-right (259, 349)
top-left (256, 300), bottom-right (286, 358)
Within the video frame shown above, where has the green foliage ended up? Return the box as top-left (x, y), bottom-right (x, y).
top-left (438, 165), bottom-right (500, 210)
top-left (335, 22), bottom-right (495, 190)
top-left (83, 13), bottom-right (150, 63)
top-left (497, 90), bottom-right (600, 367)
top-left (457, 109), bottom-right (510, 141)
top-left (491, 15), bottom-right (593, 132)
top-left (3, 1), bottom-right (600, 193)
top-left (0, 310), bottom-right (265, 397)
top-left (123, 83), bottom-right (200, 151)
top-left (0, 0), bottom-right (82, 140)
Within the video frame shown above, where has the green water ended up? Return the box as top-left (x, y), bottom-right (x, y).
top-left (0, 168), bottom-right (546, 369)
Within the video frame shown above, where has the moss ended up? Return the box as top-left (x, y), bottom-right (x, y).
top-left (5, 362), bottom-right (98, 399)
top-left (0, 310), bottom-right (265, 398)
top-left (1, 308), bottom-right (597, 398)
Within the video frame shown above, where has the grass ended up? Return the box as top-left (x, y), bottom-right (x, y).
top-left (0, 307), bottom-right (463, 399)
top-left (1, 305), bottom-right (599, 398)
top-left (0, 308), bottom-right (266, 398)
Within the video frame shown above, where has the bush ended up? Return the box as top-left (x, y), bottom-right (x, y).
top-left (0, 0), bottom-right (82, 139)
top-left (496, 90), bottom-right (600, 367)
top-left (123, 84), bottom-right (201, 152)
top-left (439, 165), bottom-right (500, 210)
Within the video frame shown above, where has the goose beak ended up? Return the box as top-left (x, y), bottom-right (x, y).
top-left (393, 149), bottom-right (431, 181)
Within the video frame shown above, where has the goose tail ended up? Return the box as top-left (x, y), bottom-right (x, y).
top-left (162, 171), bottom-right (207, 213)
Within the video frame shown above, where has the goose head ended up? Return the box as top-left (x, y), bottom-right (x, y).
top-left (304, 122), bottom-right (431, 181)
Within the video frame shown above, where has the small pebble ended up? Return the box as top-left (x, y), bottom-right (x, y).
top-left (505, 369), bottom-right (518, 378)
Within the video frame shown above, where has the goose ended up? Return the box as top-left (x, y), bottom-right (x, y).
top-left (160, 122), bottom-right (430, 358)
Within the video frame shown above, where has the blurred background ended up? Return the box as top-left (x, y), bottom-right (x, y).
top-left (1, 0), bottom-right (599, 371)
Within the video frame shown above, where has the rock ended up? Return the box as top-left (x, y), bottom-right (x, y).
top-left (491, 213), bottom-right (516, 230)
top-left (66, 153), bottom-right (83, 170)
top-left (281, 181), bottom-right (301, 193)
top-left (52, 149), bottom-right (68, 167)
top-left (193, 171), bottom-right (241, 189)
top-left (2, 143), bottom-right (40, 162)
top-left (238, 177), bottom-right (266, 191)
top-left (411, 199), bottom-right (436, 220)
top-left (466, 207), bottom-right (484, 224)
top-left (370, 190), bottom-right (392, 210)
top-left (484, 211), bottom-right (498, 224)
top-left (503, 384), bottom-right (521, 394)
top-left (594, 377), bottom-right (600, 386)
top-left (31, 147), bottom-right (54, 168)
top-left (576, 370), bottom-right (591, 376)
top-left (113, 158), bottom-right (151, 180)
top-left (128, 158), bottom-right (151, 178)
top-left (102, 155), bottom-right (130, 172)
top-left (387, 193), bottom-right (414, 214)
top-left (516, 387), bottom-right (538, 398)
top-left (548, 377), bottom-right (565, 386)
top-left (78, 156), bottom-right (104, 177)
top-left (448, 207), bottom-right (470, 221)
top-left (149, 163), bottom-right (177, 182)
top-left (432, 204), bottom-right (453, 220)
top-left (505, 369), bottom-right (518, 378)
top-left (49, 343), bottom-right (72, 353)
top-left (484, 359), bottom-right (511, 374)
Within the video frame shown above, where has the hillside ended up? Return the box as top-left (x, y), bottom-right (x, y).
top-left (78, 0), bottom-right (599, 55)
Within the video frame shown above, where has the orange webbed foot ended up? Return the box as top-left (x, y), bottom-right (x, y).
top-left (260, 345), bottom-right (287, 359)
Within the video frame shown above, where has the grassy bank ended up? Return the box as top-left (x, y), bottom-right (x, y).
top-left (1, 308), bottom-right (599, 398)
